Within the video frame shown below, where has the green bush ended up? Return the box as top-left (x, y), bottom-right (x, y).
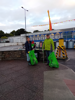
top-left (1, 36), bottom-right (8, 39)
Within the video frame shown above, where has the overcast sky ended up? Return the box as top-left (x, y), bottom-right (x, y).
top-left (0, 0), bottom-right (75, 33)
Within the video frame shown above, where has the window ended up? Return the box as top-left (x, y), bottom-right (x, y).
top-left (35, 36), bottom-right (37, 40)
top-left (51, 33), bottom-right (54, 39)
top-left (63, 32), bottom-right (67, 39)
top-left (61, 33), bottom-right (63, 38)
top-left (30, 36), bottom-right (32, 40)
top-left (72, 32), bottom-right (75, 38)
top-left (45, 35), bottom-right (46, 39)
top-left (39, 35), bottom-right (41, 40)
top-left (33, 36), bottom-right (35, 40)
top-left (74, 32), bottom-right (75, 38)
top-left (41, 35), bottom-right (44, 40)
top-left (37, 35), bottom-right (39, 40)
top-left (55, 34), bottom-right (57, 39)
top-left (37, 35), bottom-right (41, 40)
top-left (55, 33), bottom-right (60, 39)
top-left (72, 32), bottom-right (73, 38)
top-left (66, 31), bottom-right (72, 39)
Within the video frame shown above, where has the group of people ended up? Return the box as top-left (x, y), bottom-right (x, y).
top-left (25, 34), bottom-right (54, 65)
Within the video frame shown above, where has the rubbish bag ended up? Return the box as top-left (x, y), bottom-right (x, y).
top-left (31, 44), bottom-right (34, 48)
top-left (48, 52), bottom-right (59, 68)
top-left (28, 50), bottom-right (38, 65)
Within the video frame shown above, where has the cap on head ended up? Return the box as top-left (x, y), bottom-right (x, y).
top-left (46, 34), bottom-right (50, 36)
top-left (46, 34), bottom-right (50, 39)
top-left (26, 36), bottom-right (29, 38)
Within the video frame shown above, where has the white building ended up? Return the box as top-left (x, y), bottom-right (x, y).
top-left (5, 35), bottom-right (26, 43)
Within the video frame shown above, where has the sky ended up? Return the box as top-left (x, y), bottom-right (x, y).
top-left (0, 0), bottom-right (75, 33)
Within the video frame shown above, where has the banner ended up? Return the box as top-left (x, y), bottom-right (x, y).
top-left (47, 10), bottom-right (52, 31)
top-left (32, 19), bottom-right (75, 27)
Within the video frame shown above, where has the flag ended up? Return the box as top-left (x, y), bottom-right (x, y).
top-left (47, 10), bottom-right (52, 31)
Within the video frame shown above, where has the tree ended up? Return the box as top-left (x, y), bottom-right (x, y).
top-left (15, 28), bottom-right (27, 36)
top-left (10, 30), bottom-right (16, 36)
top-left (0, 28), bottom-right (31, 38)
top-left (1, 36), bottom-right (8, 39)
top-left (27, 32), bottom-right (31, 33)
top-left (33, 30), bottom-right (40, 33)
top-left (5, 33), bottom-right (10, 37)
top-left (47, 29), bottom-right (54, 31)
top-left (0, 30), bottom-right (4, 38)
top-left (10, 33), bottom-right (14, 36)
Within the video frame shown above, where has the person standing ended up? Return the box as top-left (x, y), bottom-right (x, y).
top-left (25, 36), bottom-right (32, 65)
top-left (25, 37), bottom-right (37, 65)
top-left (39, 41), bottom-right (43, 49)
top-left (42, 34), bottom-right (54, 65)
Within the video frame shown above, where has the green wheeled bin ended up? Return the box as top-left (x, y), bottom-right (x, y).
top-left (48, 52), bottom-right (59, 68)
top-left (28, 50), bottom-right (38, 65)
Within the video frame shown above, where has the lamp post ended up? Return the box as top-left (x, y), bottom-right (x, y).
top-left (21, 7), bottom-right (28, 32)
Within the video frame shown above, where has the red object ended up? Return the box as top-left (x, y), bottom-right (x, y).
top-left (64, 79), bottom-right (75, 96)
top-left (49, 19), bottom-right (52, 31)
top-left (31, 41), bottom-right (34, 44)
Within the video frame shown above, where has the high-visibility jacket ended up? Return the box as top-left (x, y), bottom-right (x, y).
top-left (42, 38), bottom-right (54, 51)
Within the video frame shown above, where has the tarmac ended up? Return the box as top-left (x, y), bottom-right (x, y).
top-left (0, 49), bottom-right (75, 100)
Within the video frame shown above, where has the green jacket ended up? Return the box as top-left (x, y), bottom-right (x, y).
top-left (42, 38), bottom-right (54, 51)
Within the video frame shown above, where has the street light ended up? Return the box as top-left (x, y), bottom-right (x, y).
top-left (21, 6), bottom-right (28, 32)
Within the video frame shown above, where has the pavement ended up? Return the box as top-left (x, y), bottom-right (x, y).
top-left (44, 68), bottom-right (75, 100)
top-left (0, 49), bottom-right (75, 100)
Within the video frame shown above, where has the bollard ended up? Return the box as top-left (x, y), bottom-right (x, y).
top-left (56, 38), bottom-right (68, 60)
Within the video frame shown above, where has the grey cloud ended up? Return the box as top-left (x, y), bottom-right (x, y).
top-left (0, 23), bottom-right (25, 33)
top-left (0, 0), bottom-right (75, 32)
